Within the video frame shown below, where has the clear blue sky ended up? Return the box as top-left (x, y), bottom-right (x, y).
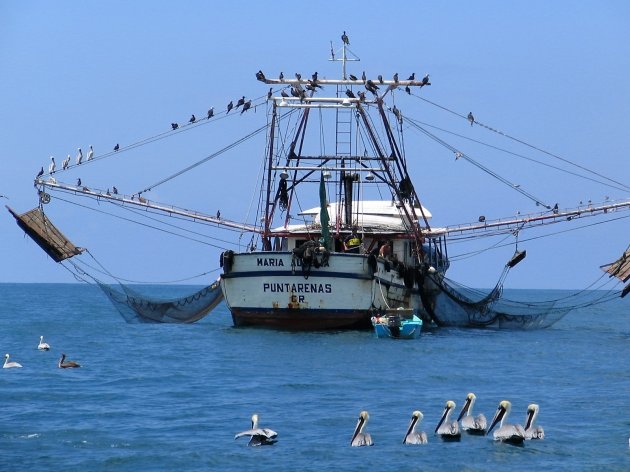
top-left (1, 1), bottom-right (629, 289)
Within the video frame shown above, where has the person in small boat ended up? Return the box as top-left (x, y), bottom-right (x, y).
top-left (344, 228), bottom-right (362, 253)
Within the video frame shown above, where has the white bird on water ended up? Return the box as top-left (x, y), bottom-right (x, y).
top-left (3, 353), bottom-right (22, 369)
top-left (457, 392), bottom-right (487, 435)
top-left (435, 400), bottom-right (461, 441)
top-left (403, 410), bottom-right (428, 444)
top-left (86, 145), bottom-right (94, 161)
top-left (48, 156), bottom-right (56, 174)
top-left (523, 404), bottom-right (544, 440)
top-left (487, 400), bottom-right (525, 445)
top-left (38, 336), bottom-right (50, 351)
top-left (234, 414), bottom-right (277, 446)
top-left (351, 410), bottom-right (373, 446)
top-left (76, 148), bottom-right (83, 165)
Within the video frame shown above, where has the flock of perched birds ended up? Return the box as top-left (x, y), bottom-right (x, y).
top-left (236, 393), bottom-right (544, 447)
top-left (3, 336), bottom-right (81, 369)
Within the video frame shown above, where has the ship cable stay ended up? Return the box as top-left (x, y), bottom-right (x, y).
top-left (410, 93), bottom-right (630, 193)
top-left (405, 117), bottom-right (629, 193)
top-left (406, 118), bottom-right (552, 209)
top-left (38, 89), bottom-right (278, 180)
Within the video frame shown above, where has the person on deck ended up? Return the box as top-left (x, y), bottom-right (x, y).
top-left (379, 240), bottom-right (393, 259)
top-left (344, 228), bottom-right (362, 253)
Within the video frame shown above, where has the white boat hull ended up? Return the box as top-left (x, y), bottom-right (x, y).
top-left (221, 251), bottom-right (426, 330)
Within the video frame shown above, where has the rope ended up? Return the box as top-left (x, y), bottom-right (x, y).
top-left (410, 92), bottom-right (630, 192)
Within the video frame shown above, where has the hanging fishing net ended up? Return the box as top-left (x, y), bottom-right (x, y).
top-left (95, 278), bottom-right (223, 323)
top-left (424, 276), bottom-right (572, 329)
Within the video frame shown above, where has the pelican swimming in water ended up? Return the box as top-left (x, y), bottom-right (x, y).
top-left (457, 393), bottom-right (487, 435)
top-left (3, 353), bottom-right (22, 369)
top-left (487, 400), bottom-right (525, 445)
top-left (234, 414), bottom-right (277, 446)
top-left (58, 353), bottom-right (81, 369)
top-left (38, 336), bottom-right (50, 351)
top-left (403, 410), bottom-right (428, 444)
top-left (435, 400), bottom-right (461, 441)
top-left (524, 404), bottom-right (544, 440)
top-left (351, 410), bottom-right (373, 447)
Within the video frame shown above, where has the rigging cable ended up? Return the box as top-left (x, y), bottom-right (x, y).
top-left (410, 93), bottom-right (630, 192)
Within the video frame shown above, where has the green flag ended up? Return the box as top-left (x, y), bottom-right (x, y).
top-left (319, 173), bottom-right (331, 248)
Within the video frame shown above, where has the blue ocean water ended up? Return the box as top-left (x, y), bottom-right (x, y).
top-left (1, 283), bottom-right (629, 471)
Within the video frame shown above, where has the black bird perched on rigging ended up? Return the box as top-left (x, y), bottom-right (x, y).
top-left (349, 74), bottom-right (358, 81)
top-left (216, 209), bottom-right (221, 219)
top-left (112, 186), bottom-right (118, 195)
top-left (467, 112), bottom-right (475, 126)
top-left (408, 72), bottom-right (415, 81)
top-left (227, 101), bottom-right (234, 113)
top-left (357, 91), bottom-right (366, 102)
top-left (114, 143), bottom-right (120, 151)
top-left (345, 89), bottom-right (356, 99)
top-left (295, 72), bottom-right (301, 80)
top-left (36, 167), bottom-right (44, 178)
top-left (189, 114), bottom-right (196, 123)
top-left (378, 74), bottom-right (383, 84)
top-left (361, 71), bottom-right (366, 83)
top-left (421, 74), bottom-right (430, 86)
top-left (171, 122), bottom-right (179, 130)
top-left (76, 178), bottom-right (81, 186)
top-left (312, 71), bottom-right (318, 82)
top-left (308, 79), bottom-right (322, 89)
top-left (392, 105), bottom-right (402, 123)
top-left (207, 107), bottom-right (214, 119)
top-left (241, 100), bottom-right (252, 114)
top-left (281, 90), bottom-right (289, 98)
top-left (236, 96), bottom-right (245, 109)
top-left (365, 80), bottom-right (379, 95)
top-left (405, 85), bottom-right (411, 95)
top-left (393, 73), bottom-right (399, 83)
top-left (256, 70), bottom-right (266, 82)
top-left (341, 31), bottom-right (350, 45)
top-left (267, 88), bottom-right (273, 99)
top-left (279, 71), bottom-right (284, 80)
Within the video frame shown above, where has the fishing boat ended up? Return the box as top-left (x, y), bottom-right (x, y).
top-left (371, 308), bottom-right (423, 339)
top-left (9, 33), bottom-right (630, 329)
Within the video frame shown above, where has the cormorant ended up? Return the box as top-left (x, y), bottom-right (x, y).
top-left (227, 101), bottom-right (234, 113)
top-left (341, 31), bottom-right (350, 45)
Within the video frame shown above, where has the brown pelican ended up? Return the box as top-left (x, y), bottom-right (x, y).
top-left (351, 410), bottom-right (373, 446)
top-left (87, 145), bottom-right (94, 161)
top-left (234, 414), bottom-right (277, 446)
top-left (76, 147), bottom-right (83, 165)
top-left (58, 353), bottom-right (81, 369)
top-left (403, 411), bottom-right (428, 444)
top-left (3, 353), bottom-right (22, 369)
top-left (487, 400), bottom-right (525, 445)
top-left (37, 336), bottom-right (50, 351)
top-left (62, 155), bottom-right (70, 170)
top-left (435, 400), bottom-right (461, 441)
top-left (524, 404), bottom-right (544, 440)
top-left (457, 393), bottom-right (487, 435)
top-left (48, 156), bottom-right (56, 174)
